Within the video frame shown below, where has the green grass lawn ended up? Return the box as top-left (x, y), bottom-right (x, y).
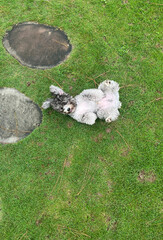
top-left (0, 0), bottom-right (162, 239)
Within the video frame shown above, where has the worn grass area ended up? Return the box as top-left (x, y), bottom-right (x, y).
top-left (0, 0), bottom-right (162, 239)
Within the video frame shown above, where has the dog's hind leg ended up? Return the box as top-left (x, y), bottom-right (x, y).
top-left (98, 80), bottom-right (119, 93)
top-left (105, 110), bottom-right (120, 123)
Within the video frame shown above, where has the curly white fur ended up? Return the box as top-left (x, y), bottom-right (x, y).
top-left (42, 80), bottom-right (121, 125)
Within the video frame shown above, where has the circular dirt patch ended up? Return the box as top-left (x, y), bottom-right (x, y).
top-left (2, 22), bottom-right (72, 69)
top-left (0, 88), bottom-right (42, 144)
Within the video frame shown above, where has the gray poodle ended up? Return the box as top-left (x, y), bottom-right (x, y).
top-left (42, 80), bottom-right (121, 125)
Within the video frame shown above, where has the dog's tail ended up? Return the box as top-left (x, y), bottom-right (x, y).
top-left (42, 98), bottom-right (53, 109)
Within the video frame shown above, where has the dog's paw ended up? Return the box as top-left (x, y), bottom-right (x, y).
top-left (105, 80), bottom-right (112, 86)
top-left (105, 117), bottom-right (112, 123)
top-left (104, 80), bottom-right (119, 92)
top-left (42, 101), bottom-right (50, 109)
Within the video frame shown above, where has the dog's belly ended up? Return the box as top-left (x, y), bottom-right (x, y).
top-left (98, 94), bottom-right (116, 109)
top-left (76, 101), bottom-right (96, 115)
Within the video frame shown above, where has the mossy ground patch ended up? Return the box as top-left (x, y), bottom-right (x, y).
top-left (0, 88), bottom-right (42, 143)
top-left (3, 22), bottom-right (72, 69)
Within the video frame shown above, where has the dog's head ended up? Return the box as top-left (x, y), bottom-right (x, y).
top-left (50, 93), bottom-right (76, 115)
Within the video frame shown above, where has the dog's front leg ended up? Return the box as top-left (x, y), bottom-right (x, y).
top-left (42, 98), bottom-right (53, 109)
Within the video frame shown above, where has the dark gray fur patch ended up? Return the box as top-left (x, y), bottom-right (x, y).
top-left (49, 93), bottom-right (76, 114)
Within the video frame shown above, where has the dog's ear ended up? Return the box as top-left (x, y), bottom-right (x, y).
top-left (50, 85), bottom-right (64, 95)
top-left (70, 97), bottom-right (77, 106)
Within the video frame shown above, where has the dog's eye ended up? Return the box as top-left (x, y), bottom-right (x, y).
top-left (109, 81), bottom-right (111, 84)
